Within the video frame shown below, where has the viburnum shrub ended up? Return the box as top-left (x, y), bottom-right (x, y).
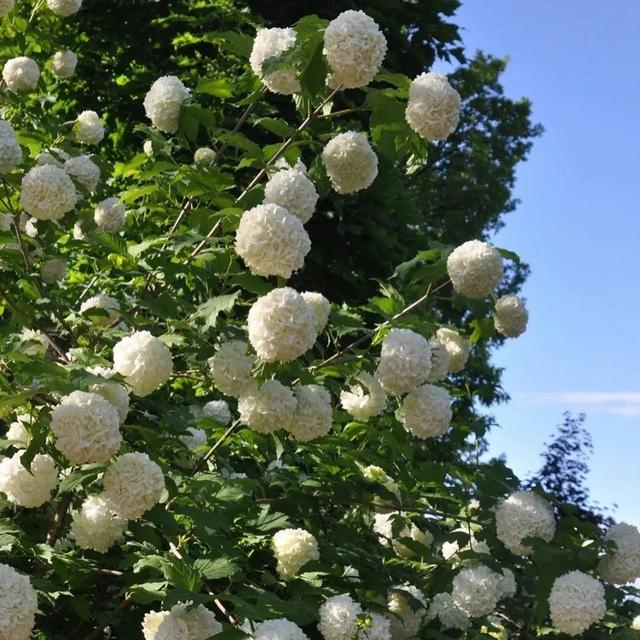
top-left (0, 2), bottom-right (638, 640)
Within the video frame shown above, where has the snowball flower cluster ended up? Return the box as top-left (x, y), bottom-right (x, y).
top-left (435, 327), bottom-right (470, 372)
top-left (73, 110), bottom-right (105, 145)
top-left (202, 400), bottom-right (231, 425)
top-left (144, 76), bottom-right (191, 133)
top-left (51, 50), bottom-right (77, 78)
top-left (447, 240), bottom-right (504, 299)
top-left (47, 0), bottom-right (82, 16)
top-left (427, 340), bottom-right (450, 381)
top-left (103, 452), bottom-right (165, 519)
top-left (494, 295), bottom-right (529, 337)
top-left (323, 10), bottom-right (387, 89)
top-left (318, 593), bottom-right (362, 640)
top-left (322, 131), bottom-right (378, 194)
top-left (252, 619), bottom-right (309, 640)
top-left (208, 340), bottom-right (256, 397)
top-left (264, 166), bottom-right (318, 223)
top-left (0, 0), bottom-right (15, 16)
top-left (40, 257), bottom-right (67, 284)
top-left (426, 593), bottom-right (470, 631)
top-left (0, 119), bottom-right (21, 174)
top-left (362, 465), bottom-right (398, 498)
top-left (301, 292), bottom-right (331, 331)
top-left (194, 147), bottom-right (215, 165)
top-left (88, 368), bottom-right (130, 423)
top-left (2, 57), bottom-right (39, 92)
top-left (376, 329), bottom-right (432, 395)
top-left (442, 528), bottom-right (490, 561)
top-left (405, 73), bottom-right (461, 141)
top-left (451, 565), bottom-right (503, 617)
top-left (235, 203), bottom-right (310, 279)
top-left (64, 155), bottom-right (101, 191)
top-left (373, 513), bottom-right (432, 557)
top-left (0, 563), bottom-right (37, 640)
top-left (387, 585), bottom-right (427, 639)
top-left (180, 427), bottom-right (207, 453)
top-left (20, 164), bottom-right (77, 221)
top-left (272, 528), bottom-right (319, 579)
top-left (497, 568), bottom-right (517, 600)
top-left (359, 612), bottom-right (391, 640)
top-left (6, 415), bottom-right (31, 448)
top-left (50, 390), bottom-right (121, 463)
top-left (340, 372), bottom-right (386, 420)
top-left (250, 28), bottom-right (300, 95)
top-left (548, 571), bottom-right (606, 636)
top-left (599, 522), bottom-right (640, 584)
top-left (71, 495), bottom-right (126, 553)
top-left (248, 288), bottom-right (317, 362)
top-left (633, 615), bottom-right (640, 631)
top-left (112, 331), bottom-right (173, 396)
top-left (80, 294), bottom-right (120, 326)
top-left (18, 328), bottom-right (50, 356)
top-left (94, 197), bottom-right (126, 232)
top-left (0, 452), bottom-right (58, 508)
top-left (238, 380), bottom-right (295, 434)
top-left (400, 384), bottom-right (452, 439)
top-left (143, 604), bottom-right (222, 640)
top-left (495, 490), bottom-right (556, 555)
top-left (288, 385), bottom-right (332, 442)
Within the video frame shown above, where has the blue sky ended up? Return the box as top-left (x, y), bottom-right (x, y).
top-left (438, 1), bottom-right (640, 523)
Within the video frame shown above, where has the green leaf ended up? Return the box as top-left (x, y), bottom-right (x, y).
top-left (192, 291), bottom-right (240, 331)
top-left (196, 77), bottom-right (234, 99)
top-left (193, 557), bottom-right (240, 580)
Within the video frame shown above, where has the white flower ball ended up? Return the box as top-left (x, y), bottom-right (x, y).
top-left (64, 155), bottom-right (100, 191)
top-left (50, 391), bottom-right (121, 463)
top-left (202, 400), bottom-right (231, 425)
top-left (143, 140), bottom-right (154, 157)
top-left (18, 213), bottom-right (38, 238)
top-left (143, 610), bottom-right (189, 640)
top-left (180, 427), bottom-right (207, 452)
top-left (103, 452), bottom-right (165, 519)
top-left (2, 57), bottom-right (39, 92)
top-left (632, 615), bottom-right (640, 631)
top-left (208, 340), bottom-right (256, 397)
top-left (112, 331), bottom-right (173, 396)
top-left (447, 240), bottom-right (504, 299)
top-left (73, 220), bottom-right (87, 240)
top-left (40, 257), bottom-right (66, 284)
top-left (599, 522), bottom-right (640, 584)
top-left (20, 164), bottom-right (77, 221)
top-left (451, 565), bottom-right (502, 617)
top-left (435, 328), bottom-right (470, 373)
top-left (80, 294), bottom-right (120, 326)
top-left (322, 131), bottom-right (378, 194)
top-left (0, 452), bottom-right (58, 508)
top-left (51, 50), bottom-right (77, 78)
top-left (400, 384), bottom-right (452, 439)
top-left (264, 167), bottom-right (318, 224)
top-left (194, 147), bottom-right (215, 165)
top-left (426, 593), bottom-right (470, 631)
top-left (549, 571), bottom-right (606, 636)
top-left (18, 328), bottom-right (50, 356)
top-left (442, 528), bottom-right (490, 561)
top-left (301, 292), bottom-right (331, 331)
top-left (94, 197), bottom-right (126, 232)
top-left (73, 110), bottom-right (105, 145)
top-left (373, 513), bottom-right (432, 557)
top-left (47, 0), bottom-right (82, 16)
top-left (172, 604), bottom-right (222, 640)
top-left (272, 527), bottom-right (319, 580)
top-left (71, 494), bottom-right (126, 553)
top-left (247, 287), bottom-right (317, 362)
top-left (235, 203), bottom-right (310, 279)
top-left (494, 295), bottom-right (529, 338)
top-left (387, 585), bottom-right (427, 640)
top-left (0, 563), bottom-right (37, 640)
top-left (405, 73), bottom-right (461, 141)
top-left (238, 380), bottom-right (295, 434)
top-left (253, 619), bottom-right (309, 640)
top-left (288, 384), bottom-right (332, 442)
top-left (318, 593), bottom-right (363, 640)
top-left (6, 415), bottom-right (31, 448)
top-left (497, 568), bottom-right (517, 600)
top-left (376, 328), bottom-right (432, 395)
top-left (323, 10), bottom-right (386, 89)
top-left (249, 28), bottom-right (300, 95)
top-left (0, 0), bottom-right (15, 16)
top-left (0, 119), bottom-right (21, 174)
top-left (359, 612), bottom-right (391, 640)
top-left (495, 490), bottom-right (556, 555)
top-left (143, 76), bottom-right (191, 133)
top-left (89, 373), bottom-right (129, 424)
top-left (340, 372), bottom-right (386, 421)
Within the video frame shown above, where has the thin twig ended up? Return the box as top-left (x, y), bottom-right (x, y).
top-left (192, 418), bottom-right (241, 473)
top-left (82, 596), bottom-right (131, 640)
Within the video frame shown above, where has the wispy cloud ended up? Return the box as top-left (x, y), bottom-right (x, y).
top-left (513, 391), bottom-right (640, 416)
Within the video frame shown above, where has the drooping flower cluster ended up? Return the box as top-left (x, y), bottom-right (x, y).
top-left (405, 73), bottom-right (461, 141)
top-left (238, 380), bottom-right (296, 434)
top-left (272, 528), bottom-right (319, 580)
top-left (599, 522), bottom-right (640, 584)
top-left (435, 327), bottom-right (470, 372)
top-left (64, 155), bottom-right (101, 191)
top-left (0, 452), bottom-right (58, 508)
top-left (180, 427), bottom-right (207, 452)
top-left (144, 76), bottom-right (191, 133)
top-left (447, 240), bottom-right (504, 299)
top-left (208, 340), bottom-right (256, 397)
top-left (301, 292), bottom-right (331, 332)
top-left (0, 119), bottom-right (22, 174)
top-left (0, 563), bottom-right (38, 640)
top-left (88, 367), bottom-right (130, 423)
top-left (252, 619), bottom-right (309, 640)
top-left (323, 10), bottom-right (387, 89)
top-left (264, 165), bottom-right (318, 223)
top-left (441, 528), bottom-right (490, 561)
top-left (70, 494), bottom-right (127, 553)
top-left (376, 329), bottom-right (432, 395)
top-left (20, 164), bottom-right (77, 220)
top-left (548, 571), bottom-right (606, 636)
top-left (340, 372), bottom-right (386, 421)
top-left (80, 294), bottom-right (121, 326)
top-left (358, 612), bottom-right (391, 640)
top-left (427, 340), bottom-right (450, 381)
top-left (6, 414), bottom-right (31, 448)
top-left (373, 513), bottom-right (433, 557)
top-left (426, 593), bottom-right (470, 631)
top-left (143, 603), bottom-right (222, 640)
top-left (73, 110), bottom-right (105, 145)
top-left (318, 593), bottom-right (363, 640)
top-left (40, 257), bottom-right (67, 284)
top-left (112, 331), bottom-right (173, 396)
top-left (250, 28), bottom-right (300, 95)
top-left (493, 295), bottom-right (529, 337)
top-left (400, 384), bottom-right (452, 439)
top-left (194, 147), bottom-right (215, 165)
top-left (202, 400), bottom-right (231, 425)
top-left (322, 132), bottom-right (378, 194)
top-left (2, 57), bottom-right (39, 92)
top-left (47, 0), bottom-right (82, 16)
top-left (387, 585), bottom-right (427, 640)
top-left (451, 565), bottom-right (504, 617)
top-left (94, 197), bottom-right (126, 232)
top-left (495, 490), bottom-right (556, 555)
top-left (235, 203), bottom-right (310, 279)
top-left (51, 50), bottom-right (78, 78)
top-left (288, 384), bottom-right (332, 442)
top-left (50, 390), bottom-right (121, 463)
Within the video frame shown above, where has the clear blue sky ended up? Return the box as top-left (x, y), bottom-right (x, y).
top-left (437, 1), bottom-right (640, 523)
